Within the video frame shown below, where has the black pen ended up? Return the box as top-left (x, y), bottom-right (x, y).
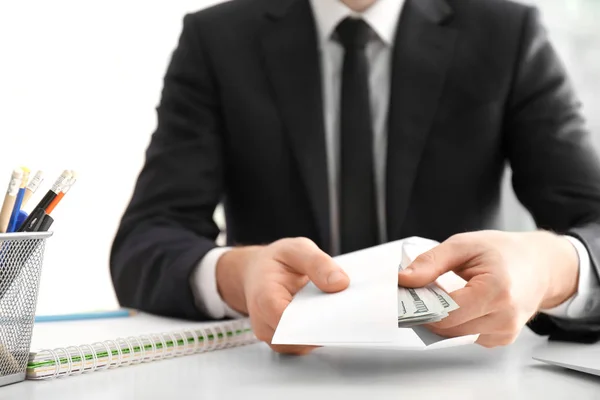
top-left (37, 214), bottom-right (54, 232)
top-left (18, 208), bottom-right (46, 232)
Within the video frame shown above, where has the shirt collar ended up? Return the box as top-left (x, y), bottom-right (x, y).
top-left (309, 0), bottom-right (405, 46)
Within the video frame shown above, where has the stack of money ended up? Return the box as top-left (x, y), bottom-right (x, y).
top-left (398, 241), bottom-right (459, 328)
top-left (397, 277), bottom-right (459, 327)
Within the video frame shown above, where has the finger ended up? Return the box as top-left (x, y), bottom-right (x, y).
top-left (277, 271), bottom-right (310, 295)
top-left (476, 333), bottom-right (517, 348)
top-left (253, 321), bottom-right (316, 355)
top-left (398, 234), bottom-right (481, 288)
top-left (427, 313), bottom-right (498, 337)
top-left (251, 318), bottom-right (276, 345)
top-left (429, 309), bottom-right (524, 338)
top-left (274, 237), bottom-right (350, 293)
top-left (255, 282), bottom-right (293, 331)
top-left (270, 344), bottom-right (318, 356)
top-left (426, 322), bottom-right (518, 348)
top-left (426, 275), bottom-right (501, 329)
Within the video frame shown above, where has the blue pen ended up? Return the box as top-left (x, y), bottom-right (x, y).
top-left (7, 168), bottom-right (29, 233)
top-left (34, 308), bottom-right (137, 323)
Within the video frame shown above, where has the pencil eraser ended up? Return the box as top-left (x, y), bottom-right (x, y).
top-left (11, 168), bottom-right (23, 179)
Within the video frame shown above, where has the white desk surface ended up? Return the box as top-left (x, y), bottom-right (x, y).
top-left (1, 327), bottom-right (599, 400)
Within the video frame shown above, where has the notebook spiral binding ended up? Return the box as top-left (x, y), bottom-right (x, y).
top-left (27, 319), bottom-right (256, 379)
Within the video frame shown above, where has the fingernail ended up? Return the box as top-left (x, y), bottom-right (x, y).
top-left (327, 271), bottom-right (347, 285)
top-left (399, 267), bottom-right (414, 275)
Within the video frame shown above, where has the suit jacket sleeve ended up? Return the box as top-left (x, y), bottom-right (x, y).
top-left (504, 6), bottom-right (600, 341)
top-left (110, 14), bottom-right (222, 320)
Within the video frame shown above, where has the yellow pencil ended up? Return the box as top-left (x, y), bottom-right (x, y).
top-left (0, 169), bottom-right (24, 233)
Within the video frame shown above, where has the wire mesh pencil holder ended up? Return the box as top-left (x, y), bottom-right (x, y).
top-left (0, 231), bottom-right (52, 387)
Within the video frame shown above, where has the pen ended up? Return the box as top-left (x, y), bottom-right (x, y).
top-left (37, 214), bottom-right (53, 232)
top-left (7, 167), bottom-right (30, 232)
top-left (15, 210), bottom-right (28, 230)
top-left (18, 207), bottom-right (46, 232)
top-left (45, 170), bottom-right (77, 215)
top-left (21, 170), bottom-right (44, 209)
top-left (18, 170), bottom-right (71, 232)
top-left (0, 169), bottom-right (24, 233)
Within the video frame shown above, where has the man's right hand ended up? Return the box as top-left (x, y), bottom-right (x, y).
top-left (215, 237), bottom-right (350, 355)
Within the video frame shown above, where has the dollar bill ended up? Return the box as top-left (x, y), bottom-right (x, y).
top-left (397, 242), bottom-right (460, 327)
top-left (426, 285), bottom-right (459, 313)
top-left (398, 286), bottom-right (448, 327)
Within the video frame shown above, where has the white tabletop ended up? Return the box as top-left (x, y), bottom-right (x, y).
top-left (1, 328), bottom-right (599, 400)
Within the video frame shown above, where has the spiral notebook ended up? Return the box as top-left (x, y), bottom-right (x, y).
top-left (26, 312), bottom-right (257, 380)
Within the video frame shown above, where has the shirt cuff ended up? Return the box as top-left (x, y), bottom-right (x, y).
top-left (189, 247), bottom-right (245, 319)
top-left (540, 236), bottom-right (600, 319)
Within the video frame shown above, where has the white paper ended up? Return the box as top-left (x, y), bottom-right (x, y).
top-left (272, 238), bottom-right (478, 350)
top-left (272, 241), bottom-right (401, 344)
top-left (324, 329), bottom-right (428, 350)
top-left (325, 327), bottom-right (478, 351)
top-left (30, 313), bottom-right (238, 352)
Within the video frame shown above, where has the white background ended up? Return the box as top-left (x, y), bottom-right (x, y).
top-left (0, 0), bottom-right (224, 315)
top-left (0, 0), bottom-right (597, 316)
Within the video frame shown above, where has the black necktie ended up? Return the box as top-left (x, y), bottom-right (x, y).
top-left (336, 17), bottom-right (378, 254)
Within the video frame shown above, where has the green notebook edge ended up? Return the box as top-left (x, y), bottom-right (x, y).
top-left (27, 327), bottom-right (253, 370)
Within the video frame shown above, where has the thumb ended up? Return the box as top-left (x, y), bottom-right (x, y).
top-left (398, 236), bottom-right (475, 288)
top-left (275, 238), bottom-right (350, 293)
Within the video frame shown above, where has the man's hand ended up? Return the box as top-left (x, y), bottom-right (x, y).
top-left (398, 230), bottom-right (579, 348)
top-left (216, 238), bottom-right (349, 355)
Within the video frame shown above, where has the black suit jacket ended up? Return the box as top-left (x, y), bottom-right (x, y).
top-left (110, 0), bottom-right (600, 341)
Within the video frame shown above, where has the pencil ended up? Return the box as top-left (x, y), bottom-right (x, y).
top-left (22, 170), bottom-right (44, 208)
top-left (17, 170), bottom-right (71, 233)
top-left (0, 169), bottom-right (24, 233)
top-left (45, 170), bottom-right (77, 215)
top-left (7, 167), bottom-right (29, 232)
top-left (32, 170), bottom-right (71, 211)
top-left (34, 308), bottom-right (137, 323)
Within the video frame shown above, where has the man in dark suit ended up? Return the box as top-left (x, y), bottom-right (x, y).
top-left (110, 0), bottom-right (600, 354)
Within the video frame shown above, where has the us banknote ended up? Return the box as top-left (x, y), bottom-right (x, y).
top-left (398, 243), bottom-right (459, 327)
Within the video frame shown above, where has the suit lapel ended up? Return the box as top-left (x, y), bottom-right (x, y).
top-left (386, 0), bottom-right (457, 240)
top-left (261, 0), bottom-right (331, 252)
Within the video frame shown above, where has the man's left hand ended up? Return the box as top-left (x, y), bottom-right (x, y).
top-left (398, 230), bottom-right (579, 348)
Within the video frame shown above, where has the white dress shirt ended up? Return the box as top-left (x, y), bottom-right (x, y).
top-left (190, 0), bottom-right (600, 321)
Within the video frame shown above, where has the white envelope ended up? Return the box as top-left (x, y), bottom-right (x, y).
top-left (272, 238), bottom-right (478, 350)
